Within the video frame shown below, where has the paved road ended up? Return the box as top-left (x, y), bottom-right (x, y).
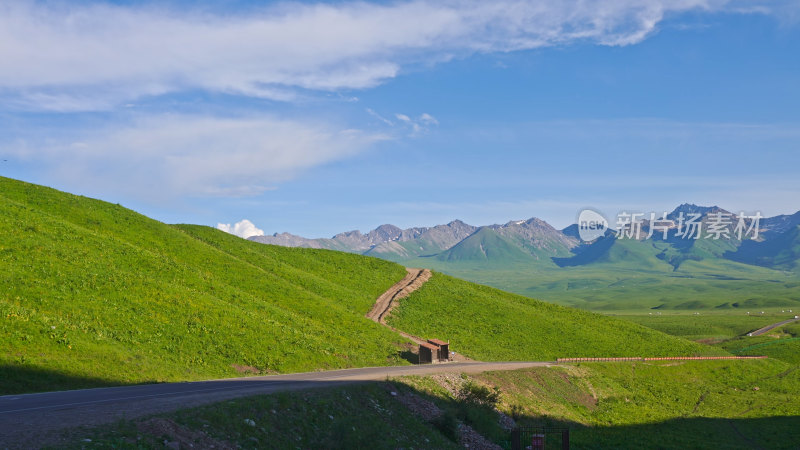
top-left (747, 317), bottom-right (800, 336)
top-left (0, 361), bottom-right (550, 448)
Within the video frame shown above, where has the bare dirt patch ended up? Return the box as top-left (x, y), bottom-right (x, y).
top-left (387, 386), bottom-right (443, 422)
top-left (231, 364), bottom-right (260, 374)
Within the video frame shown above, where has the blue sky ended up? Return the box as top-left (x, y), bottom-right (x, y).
top-left (1, 1), bottom-right (799, 238)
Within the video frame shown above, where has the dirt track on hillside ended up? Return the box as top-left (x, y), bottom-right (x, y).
top-left (367, 268), bottom-right (432, 324)
top-left (366, 268), bottom-right (473, 361)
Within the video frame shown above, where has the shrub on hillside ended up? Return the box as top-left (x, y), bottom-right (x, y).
top-left (457, 381), bottom-right (500, 408)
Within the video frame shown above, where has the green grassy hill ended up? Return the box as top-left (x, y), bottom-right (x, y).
top-left (0, 177), bottom-right (411, 393)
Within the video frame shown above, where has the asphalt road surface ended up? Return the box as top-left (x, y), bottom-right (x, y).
top-left (0, 361), bottom-right (551, 448)
top-left (747, 316), bottom-right (800, 336)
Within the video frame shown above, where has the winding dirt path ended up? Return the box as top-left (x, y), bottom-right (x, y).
top-left (367, 268), bottom-right (431, 324)
top-left (367, 268), bottom-right (473, 361)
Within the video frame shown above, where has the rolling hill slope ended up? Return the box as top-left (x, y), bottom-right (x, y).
top-left (0, 177), bottom-right (410, 393)
top-left (0, 176), bottom-right (718, 395)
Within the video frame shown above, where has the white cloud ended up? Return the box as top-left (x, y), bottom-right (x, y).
top-left (419, 113), bottom-right (439, 125)
top-left (0, 0), bottom-right (777, 110)
top-left (217, 219), bottom-right (265, 238)
top-left (9, 114), bottom-right (387, 198)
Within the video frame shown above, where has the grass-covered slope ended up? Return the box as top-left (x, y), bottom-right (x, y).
top-left (407, 359), bottom-right (800, 449)
top-left (0, 177), bottom-right (410, 394)
top-left (720, 321), bottom-right (800, 365)
top-left (388, 273), bottom-right (715, 360)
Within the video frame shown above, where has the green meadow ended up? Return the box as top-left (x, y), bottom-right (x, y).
top-left (398, 236), bottom-right (800, 312)
top-left (611, 311), bottom-right (790, 341)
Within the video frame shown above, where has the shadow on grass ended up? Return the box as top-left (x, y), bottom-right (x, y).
top-left (387, 380), bottom-right (800, 450)
top-left (0, 364), bottom-right (130, 395)
top-left (397, 349), bottom-right (419, 364)
top-left (557, 415), bottom-right (800, 449)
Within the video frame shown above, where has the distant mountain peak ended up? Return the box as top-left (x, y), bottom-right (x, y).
top-left (497, 217), bottom-right (549, 228)
top-left (332, 230), bottom-right (364, 239)
top-left (525, 217), bottom-right (554, 228)
top-left (367, 224), bottom-right (403, 242)
top-left (668, 203), bottom-right (718, 219)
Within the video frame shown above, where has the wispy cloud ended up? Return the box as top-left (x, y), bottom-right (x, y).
top-left (7, 114), bottom-right (387, 199)
top-left (366, 108), bottom-right (394, 126)
top-left (395, 112), bottom-right (439, 135)
top-left (366, 108), bottom-right (438, 135)
top-left (217, 219), bottom-right (265, 238)
top-left (1, 0), bottom-right (781, 111)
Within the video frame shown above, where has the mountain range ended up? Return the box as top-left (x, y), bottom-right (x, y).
top-left (250, 204), bottom-right (800, 271)
top-left (250, 220), bottom-right (478, 256)
top-left (250, 204), bottom-right (800, 310)
top-left (250, 216), bottom-right (581, 263)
